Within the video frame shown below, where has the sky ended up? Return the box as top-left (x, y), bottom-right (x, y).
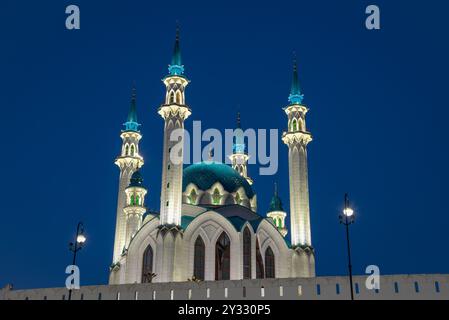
top-left (0, 0), bottom-right (448, 289)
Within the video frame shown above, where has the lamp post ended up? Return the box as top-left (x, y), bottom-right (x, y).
top-left (339, 193), bottom-right (355, 300)
top-left (68, 222), bottom-right (86, 300)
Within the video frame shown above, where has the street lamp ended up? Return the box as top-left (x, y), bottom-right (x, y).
top-left (68, 222), bottom-right (86, 300)
top-left (339, 193), bottom-right (355, 300)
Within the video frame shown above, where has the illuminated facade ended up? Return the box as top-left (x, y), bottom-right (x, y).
top-left (109, 29), bottom-right (315, 284)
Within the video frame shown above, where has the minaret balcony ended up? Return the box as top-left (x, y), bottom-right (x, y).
top-left (282, 131), bottom-right (313, 147)
top-left (158, 104), bottom-right (191, 121)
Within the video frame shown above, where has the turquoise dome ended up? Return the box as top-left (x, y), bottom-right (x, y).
top-left (183, 162), bottom-right (255, 198)
top-left (129, 170), bottom-right (144, 187)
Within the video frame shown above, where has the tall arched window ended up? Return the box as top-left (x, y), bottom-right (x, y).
top-left (212, 188), bottom-right (222, 205)
top-left (291, 118), bottom-right (298, 132)
top-left (243, 227), bottom-right (252, 279)
top-left (125, 145), bottom-right (129, 156)
top-left (256, 239), bottom-right (264, 279)
top-left (265, 247), bottom-right (275, 278)
top-left (141, 245), bottom-right (154, 283)
top-left (215, 232), bottom-right (231, 280)
top-left (193, 236), bottom-right (205, 280)
top-left (176, 91), bottom-right (182, 104)
top-left (130, 144), bottom-right (135, 157)
top-left (169, 91), bottom-right (175, 104)
top-left (188, 189), bottom-right (198, 204)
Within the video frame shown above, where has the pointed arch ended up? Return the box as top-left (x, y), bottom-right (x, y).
top-left (125, 144), bottom-right (130, 156)
top-left (176, 90), bottom-right (182, 104)
top-left (169, 90), bottom-right (175, 104)
top-left (130, 144), bottom-right (135, 157)
top-left (141, 245), bottom-right (154, 283)
top-left (243, 227), bottom-right (252, 279)
top-left (291, 118), bottom-right (298, 132)
top-left (256, 238), bottom-right (264, 279)
top-left (193, 236), bottom-right (206, 280)
top-left (265, 246), bottom-right (275, 278)
top-left (212, 188), bottom-right (222, 205)
top-left (215, 232), bottom-right (231, 280)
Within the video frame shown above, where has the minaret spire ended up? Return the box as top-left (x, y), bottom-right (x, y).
top-left (288, 53), bottom-right (304, 105)
top-left (124, 84), bottom-right (140, 132)
top-left (229, 112), bottom-right (253, 185)
top-left (169, 24), bottom-right (184, 76)
top-left (267, 182), bottom-right (288, 237)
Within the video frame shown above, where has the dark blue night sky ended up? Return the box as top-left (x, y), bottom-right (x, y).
top-left (1, 0), bottom-right (448, 289)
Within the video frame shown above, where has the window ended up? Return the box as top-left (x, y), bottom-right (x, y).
top-left (98, 293), bottom-right (102, 300)
top-left (243, 286), bottom-right (247, 298)
top-left (336, 284), bottom-right (340, 295)
top-left (243, 227), bottom-right (252, 279)
top-left (394, 282), bottom-right (399, 293)
top-left (256, 239), bottom-right (264, 279)
top-left (125, 145), bottom-right (129, 156)
top-left (414, 282), bottom-right (420, 293)
top-left (167, 183), bottom-right (170, 189)
top-left (435, 281), bottom-right (440, 293)
top-left (215, 232), bottom-right (231, 280)
top-left (135, 195), bottom-right (140, 206)
top-left (141, 245), bottom-right (154, 283)
top-left (188, 189), bottom-right (198, 204)
top-left (292, 118), bottom-right (298, 132)
top-left (212, 188), bottom-right (222, 205)
top-left (169, 91), bottom-right (175, 104)
top-left (264, 247), bottom-right (275, 278)
top-left (194, 236), bottom-right (205, 280)
top-left (80, 293), bottom-right (84, 300)
top-left (355, 283), bottom-right (360, 294)
top-left (316, 284), bottom-right (321, 295)
top-left (176, 91), bottom-right (182, 104)
top-left (130, 144), bottom-right (135, 157)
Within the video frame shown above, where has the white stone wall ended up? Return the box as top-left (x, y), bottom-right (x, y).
top-left (3, 275), bottom-right (448, 300)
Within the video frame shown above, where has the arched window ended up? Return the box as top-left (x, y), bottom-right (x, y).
top-left (125, 145), bottom-right (129, 156)
top-left (169, 91), bottom-right (175, 104)
top-left (291, 119), bottom-right (298, 132)
top-left (193, 236), bottom-right (205, 280)
top-left (215, 232), bottom-right (231, 280)
top-left (130, 144), bottom-right (135, 157)
top-left (188, 189), bottom-right (198, 204)
top-left (176, 91), bottom-right (182, 104)
top-left (141, 245), bottom-right (154, 283)
top-left (135, 195), bottom-right (140, 206)
top-left (265, 247), bottom-right (275, 278)
top-left (256, 238), bottom-right (264, 279)
top-left (212, 188), bottom-right (222, 205)
top-left (243, 227), bottom-right (252, 279)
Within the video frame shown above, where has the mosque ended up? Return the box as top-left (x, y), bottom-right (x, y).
top-left (109, 28), bottom-right (315, 284)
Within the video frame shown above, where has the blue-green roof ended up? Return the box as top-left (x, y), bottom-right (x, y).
top-left (124, 88), bottom-right (140, 132)
top-left (129, 170), bottom-right (144, 187)
top-left (183, 162), bottom-right (255, 198)
top-left (288, 59), bottom-right (304, 105)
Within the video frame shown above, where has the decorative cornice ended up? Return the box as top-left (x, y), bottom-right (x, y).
top-left (282, 131), bottom-right (313, 147)
top-left (158, 104), bottom-right (191, 121)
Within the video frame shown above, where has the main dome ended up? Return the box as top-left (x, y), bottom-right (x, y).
top-left (183, 162), bottom-right (255, 198)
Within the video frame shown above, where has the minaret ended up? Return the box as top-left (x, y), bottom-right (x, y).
top-left (158, 27), bottom-right (191, 228)
top-left (123, 171), bottom-right (147, 248)
top-left (282, 58), bottom-right (313, 248)
top-left (228, 112), bottom-right (253, 185)
top-left (112, 87), bottom-right (144, 263)
top-left (267, 183), bottom-right (288, 237)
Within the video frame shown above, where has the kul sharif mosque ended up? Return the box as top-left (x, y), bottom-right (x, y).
top-left (109, 28), bottom-right (315, 284)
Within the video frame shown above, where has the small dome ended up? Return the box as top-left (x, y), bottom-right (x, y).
top-left (129, 170), bottom-right (144, 187)
top-left (268, 194), bottom-right (284, 212)
top-left (183, 162), bottom-right (255, 198)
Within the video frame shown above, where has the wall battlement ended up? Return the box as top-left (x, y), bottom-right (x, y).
top-left (1, 274), bottom-right (448, 300)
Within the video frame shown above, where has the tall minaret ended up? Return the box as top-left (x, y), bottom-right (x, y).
top-left (228, 112), bottom-right (253, 185)
top-left (112, 87), bottom-right (144, 263)
top-left (282, 58), bottom-right (313, 248)
top-left (158, 27), bottom-right (191, 228)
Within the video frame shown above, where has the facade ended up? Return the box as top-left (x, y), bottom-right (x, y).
top-left (2, 275), bottom-right (448, 300)
top-left (109, 29), bottom-right (315, 285)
